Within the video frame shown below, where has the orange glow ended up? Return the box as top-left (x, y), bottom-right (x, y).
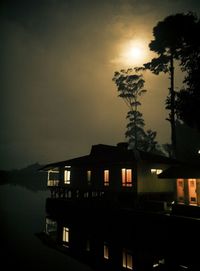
top-left (122, 168), bottom-right (132, 187)
top-left (112, 39), bottom-right (149, 66)
top-left (188, 179), bottom-right (197, 205)
top-left (104, 243), bottom-right (109, 259)
top-left (122, 249), bottom-right (133, 270)
top-left (177, 178), bottom-right (184, 204)
top-left (104, 170), bottom-right (109, 186)
top-left (87, 170), bottom-right (91, 184)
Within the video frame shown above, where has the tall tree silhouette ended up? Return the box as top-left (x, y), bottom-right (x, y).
top-left (112, 69), bottom-right (159, 152)
top-left (143, 12), bottom-right (197, 157)
top-left (176, 16), bottom-right (200, 131)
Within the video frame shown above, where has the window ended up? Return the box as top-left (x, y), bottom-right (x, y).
top-left (45, 218), bottom-right (57, 234)
top-left (63, 227), bottom-right (69, 247)
top-left (64, 169), bottom-right (71, 184)
top-left (47, 170), bottom-right (59, 186)
top-left (122, 169), bottom-right (132, 187)
top-left (87, 170), bottom-right (91, 185)
top-left (122, 249), bottom-right (133, 270)
top-left (104, 243), bottom-right (109, 259)
top-left (151, 168), bottom-right (163, 175)
top-left (178, 180), bottom-right (184, 187)
top-left (104, 170), bottom-right (109, 186)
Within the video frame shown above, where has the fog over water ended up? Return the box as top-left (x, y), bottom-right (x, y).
top-left (0, 184), bottom-right (93, 271)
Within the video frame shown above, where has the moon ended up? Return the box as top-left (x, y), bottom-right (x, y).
top-left (121, 40), bottom-right (148, 65)
top-left (128, 46), bottom-right (143, 60)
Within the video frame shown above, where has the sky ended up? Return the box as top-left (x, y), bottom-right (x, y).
top-left (1, 0), bottom-right (200, 170)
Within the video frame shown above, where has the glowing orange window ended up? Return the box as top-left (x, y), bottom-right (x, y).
top-left (104, 170), bottom-right (109, 186)
top-left (122, 168), bottom-right (132, 187)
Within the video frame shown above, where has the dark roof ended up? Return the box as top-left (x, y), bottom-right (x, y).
top-left (40, 143), bottom-right (177, 171)
top-left (158, 164), bottom-right (200, 178)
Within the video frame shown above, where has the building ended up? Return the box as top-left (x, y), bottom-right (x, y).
top-left (41, 143), bottom-right (176, 210)
top-left (158, 160), bottom-right (200, 217)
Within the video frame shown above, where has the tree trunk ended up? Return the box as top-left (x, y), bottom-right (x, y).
top-left (170, 54), bottom-right (176, 158)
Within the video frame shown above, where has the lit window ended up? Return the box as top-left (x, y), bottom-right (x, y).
top-left (104, 170), bottom-right (109, 186)
top-left (122, 249), bottom-right (133, 270)
top-left (45, 218), bottom-right (57, 234)
top-left (47, 170), bottom-right (59, 186)
top-left (104, 243), bottom-right (109, 259)
top-left (151, 168), bottom-right (163, 175)
top-left (189, 179), bottom-right (195, 187)
top-left (63, 227), bottom-right (69, 247)
top-left (122, 169), bottom-right (132, 187)
top-left (87, 170), bottom-right (91, 185)
top-left (64, 169), bottom-right (71, 184)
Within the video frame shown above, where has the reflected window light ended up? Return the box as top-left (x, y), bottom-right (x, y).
top-left (153, 258), bottom-right (165, 268)
top-left (104, 243), bottom-right (109, 259)
top-left (179, 265), bottom-right (188, 269)
top-left (92, 191), bottom-right (97, 197)
top-left (67, 190), bottom-right (71, 198)
top-left (87, 170), bottom-right (91, 185)
top-left (86, 240), bottom-right (90, 252)
top-left (45, 218), bottom-right (57, 234)
top-left (62, 227), bottom-right (69, 247)
top-left (84, 192), bottom-right (89, 198)
top-left (104, 170), bottom-right (109, 186)
top-left (122, 169), bottom-right (132, 187)
top-left (122, 249), bottom-right (133, 270)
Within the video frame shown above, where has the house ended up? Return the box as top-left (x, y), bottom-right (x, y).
top-left (158, 160), bottom-right (200, 212)
top-left (40, 143), bottom-right (177, 209)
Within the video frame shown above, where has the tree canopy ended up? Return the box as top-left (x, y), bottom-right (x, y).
top-left (143, 12), bottom-right (200, 157)
top-left (112, 69), bottom-right (160, 153)
top-left (112, 12), bottom-right (200, 157)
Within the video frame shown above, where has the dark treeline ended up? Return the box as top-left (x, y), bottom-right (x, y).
top-left (0, 163), bottom-right (47, 191)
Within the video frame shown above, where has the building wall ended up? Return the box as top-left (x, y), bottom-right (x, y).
top-left (137, 162), bottom-right (175, 194)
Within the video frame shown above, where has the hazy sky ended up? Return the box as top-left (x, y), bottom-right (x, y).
top-left (1, 0), bottom-right (200, 170)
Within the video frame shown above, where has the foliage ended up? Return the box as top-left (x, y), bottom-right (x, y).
top-left (112, 69), bottom-right (159, 152)
top-left (143, 12), bottom-right (199, 157)
top-left (176, 17), bottom-right (200, 131)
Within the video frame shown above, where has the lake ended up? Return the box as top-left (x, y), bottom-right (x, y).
top-left (0, 184), bottom-right (93, 271)
top-left (1, 184), bottom-right (199, 271)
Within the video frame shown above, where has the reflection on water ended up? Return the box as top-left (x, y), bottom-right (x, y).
top-left (1, 184), bottom-right (200, 271)
top-left (0, 184), bottom-right (94, 271)
top-left (37, 199), bottom-right (200, 271)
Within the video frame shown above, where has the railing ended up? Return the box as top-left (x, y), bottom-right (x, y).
top-left (48, 187), bottom-right (106, 200)
top-left (48, 180), bottom-right (60, 187)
